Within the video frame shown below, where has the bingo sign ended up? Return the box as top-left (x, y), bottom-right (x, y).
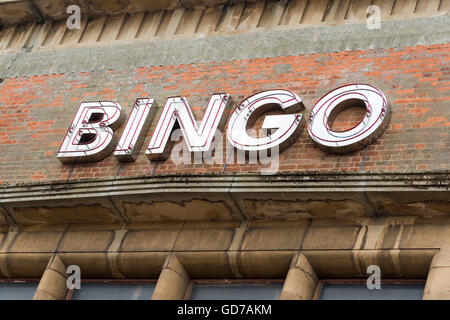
top-left (57, 83), bottom-right (391, 163)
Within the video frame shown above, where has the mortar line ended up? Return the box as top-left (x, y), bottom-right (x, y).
top-left (66, 163), bottom-right (76, 181)
top-left (108, 196), bottom-right (129, 223)
top-left (359, 146), bottom-right (369, 171)
top-left (221, 147), bottom-right (234, 174)
top-left (54, 224), bottom-right (70, 255)
top-left (151, 161), bottom-right (159, 176)
top-left (298, 218), bottom-right (312, 254)
top-left (114, 163), bottom-right (123, 179)
top-left (170, 221), bottom-right (185, 255)
top-left (0, 203), bottom-right (16, 225)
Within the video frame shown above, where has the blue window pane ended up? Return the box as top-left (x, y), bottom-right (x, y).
top-left (71, 282), bottom-right (155, 300)
top-left (0, 282), bottom-right (38, 300)
top-left (319, 283), bottom-right (425, 300)
top-left (190, 283), bottom-right (283, 300)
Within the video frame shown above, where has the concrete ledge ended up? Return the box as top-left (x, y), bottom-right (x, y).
top-left (0, 249), bottom-right (437, 280)
top-left (0, 172), bottom-right (448, 224)
top-left (1, 172), bottom-right (448, 201)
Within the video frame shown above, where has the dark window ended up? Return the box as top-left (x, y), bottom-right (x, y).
top-left (189, 281), bottom-right (283, 300)
top-left (0, 281), bottom-right (38, 300)
top-left (69, 281), bottom-right (156, 300)
top-left (318, 281), bottom-right (425, 300)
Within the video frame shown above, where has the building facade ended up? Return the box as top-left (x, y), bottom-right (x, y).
top-left (0, 0), bottom-right (449, 300)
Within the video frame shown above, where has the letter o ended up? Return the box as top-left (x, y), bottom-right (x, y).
top-left (307, 84), bottom-right (390, 153)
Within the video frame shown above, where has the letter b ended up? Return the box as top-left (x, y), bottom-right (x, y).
top-left (57, 101), bottom-right (125, 163)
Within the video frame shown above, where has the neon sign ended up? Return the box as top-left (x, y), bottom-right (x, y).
top-left (57, 84), bottom-right (390, 163)
top-left (308, 84), bottom-right (390, 154)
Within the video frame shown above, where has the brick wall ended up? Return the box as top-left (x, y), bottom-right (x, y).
top-left (0, 43), bottom-right (448, 185)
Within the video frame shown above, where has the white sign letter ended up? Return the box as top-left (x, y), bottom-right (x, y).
top-left (146, 94), bottom-right (232, 160)
top-left (226, 89), bottom-right (304, 152)
top-left (115, 98), bottom-right (156, 162)
top-left (57, 101), bottom-right (125, 163)
top-left (308, 84), bottom-right (390, 154)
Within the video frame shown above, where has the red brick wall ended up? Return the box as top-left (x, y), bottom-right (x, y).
top-left (0, 43), bottom-right (448, 185)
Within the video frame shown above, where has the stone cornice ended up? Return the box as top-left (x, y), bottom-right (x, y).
top-left (0, 171), bottom-right (448, 224)
top-left (0, 1), bottom-right (448, 57)
top-left (1, 171), bottom-right (448, 203)
top-left (0, 0), bottom-right (239, 25)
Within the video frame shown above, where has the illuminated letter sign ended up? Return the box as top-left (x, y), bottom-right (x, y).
top-left (226, 90), bottom-right (304, 152)
top-left (114, 98), bottom-right (156, 162)
top-left (146, 94), bottom-right (232, 160)
top-left (57, 101), bottom-right (125, 163)
top-left (308, 84), bottom-right (390, 153)
top-left (57, 84), bottom-right (391, 164)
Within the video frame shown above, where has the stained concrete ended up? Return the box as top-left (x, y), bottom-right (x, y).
top-left (0, 15), bottom-right (449, 78)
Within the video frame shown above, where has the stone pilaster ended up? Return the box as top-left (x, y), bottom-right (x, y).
top-left (33, 255), bottom-right (68, 300)
top-left (423, 248), bottom-right (450, 300)
top-left (280, 253), bottom-right (318, 300)
top-left (152, 254), bottom-right (191, 300)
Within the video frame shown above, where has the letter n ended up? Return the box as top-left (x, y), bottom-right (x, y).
top-left (145, 94), bottom-right (232, 160)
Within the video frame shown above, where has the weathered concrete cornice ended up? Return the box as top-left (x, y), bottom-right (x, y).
top-left (1, 15), bottom-right (449, 78)
top-left (1, 0), bottom-right (448, 28)
top-left (0, 171), bottom-right (448, 225)
top-left (0, 0), bottom-right (245, 25)
top-left (1, 171), bottom-right (449, 203)
top-left (1, 0), bottom-right (448, 59)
